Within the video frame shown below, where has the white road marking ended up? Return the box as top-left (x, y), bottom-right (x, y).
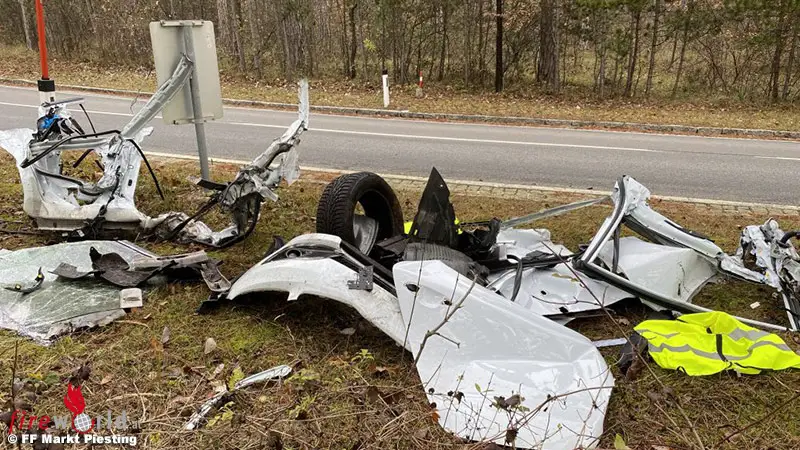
top-left (754, 156), bottom-right (800, 162)
top-left (227, 121), bottom-right (663, 153)
top-left (2, 99), bottom-right (659, 152)
top-left (0, 100), bottom-right (153, 118)
top-left (0, 99), bottom-right (793, 156)
top-left (2, 83), bottom-right (793, 145)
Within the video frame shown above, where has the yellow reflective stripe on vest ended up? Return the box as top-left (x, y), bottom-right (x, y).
top-left (403, 218), bottom-right (462, 235)
top-left (635, 311), bottom-right (800, 376)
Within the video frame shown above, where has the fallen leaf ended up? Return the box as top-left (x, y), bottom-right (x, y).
top-left (614, 433), bottom-right (632, 450)
top-left (505, 427), bottom-right (518, 445)
top-left (69, 362), bottom-right (91, 385)
top-left (372, 365), bottom-right (390, 377)
top-left (364, 385), bottom-right (381, 403)
top-left (170, 396), bottom-right (192, 405)
top-left (413, 428), bottom-right (430, 440)
top-left (204, 337), bottom-right (217, 355)
top-left (646, 391), bottom-right (662, 403)
top-left (99, 374), bottom-right (114, 386)
top-left (161, 326), bottom-right (171, 345)
top-left (505, 394), bottom-right (522, 409)
top-left (210, 380), bottom-right (227, 394)
top-left (339, 327), bottom-right (356, 336)
top-left (208, 363), bottom-right (225, 380)
top-left (616, 317), bottom-right (631, 326)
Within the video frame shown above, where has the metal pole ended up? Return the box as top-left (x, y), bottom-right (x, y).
top-left (182, 25), bottom-right (211, 180)
top-left (35, 0), bottom-right (55, 104)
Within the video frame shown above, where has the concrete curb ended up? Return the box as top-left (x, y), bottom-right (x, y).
top-left (4, 77), bottom-right (799, 140)
top-left (144, 151), bottom-right (800, 216)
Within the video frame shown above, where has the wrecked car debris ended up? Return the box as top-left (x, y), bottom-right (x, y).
top-left (738, 219), bottom-right (800, 330)
top-left (394, 260), bottom-right (614, 449)
top-left (210, 168), bottom-right (800, 448)
top-left (0, 241), bottom-right (158, 343)
top-left (635, 311), bottom-right (800, 376)
top-left (119, 288), bottom-right (144, 309)
top-left (54, 247), bottom-right (227, 293)
top-left (214, 170), bottom-right (621, 448)
top-left (3, 267), bottom-right (45, 294)
top-left (184, 364), bottom-right (292, 431)
top-left (0, 61), bottom-right (309, 248)
top-left (575, 176), bottom-right (791, 332)
top-left (220, 234), bottom-right (409, 348)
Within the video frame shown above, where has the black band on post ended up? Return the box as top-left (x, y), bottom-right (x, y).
top-left (37, 78), bottom-right (56, 92)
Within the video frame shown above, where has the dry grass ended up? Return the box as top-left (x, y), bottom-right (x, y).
top-left (0, 151), bottom-right (798, 449)
top-left (1, 44), bottom-right (800, 133)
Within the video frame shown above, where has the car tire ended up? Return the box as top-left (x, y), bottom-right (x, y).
top-left (316, 172), bottom-right (404, 254)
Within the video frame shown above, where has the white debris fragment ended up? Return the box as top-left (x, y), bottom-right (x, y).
top-left (120, 288), bottom-right (143, 309)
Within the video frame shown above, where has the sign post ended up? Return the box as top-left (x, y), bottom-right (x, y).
top-left (181, 25), bottom-right (211, 180)
top-left (150, 20), bottom-right (223, 180)
top-left (34, 0), bottom-right (55, 104)
top-left (382, 69), bottom-right (390, 108)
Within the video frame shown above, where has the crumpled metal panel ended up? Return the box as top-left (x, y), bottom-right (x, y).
top-left (597, 237), bottom-right (717, 304)
top-left (0, 241), bottom-right (156, 344)
top-left (394, 260), bottom-right (614, 449)
top-left (738, 219), bottom-right (800, 330)
top-left (488, 229), bottom-right (632, 317)
top-left (0, 126), bottom-right (153, 229)
top-left (226, 234), bottom-right (408, 347)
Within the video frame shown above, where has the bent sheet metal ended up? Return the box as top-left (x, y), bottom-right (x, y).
top-left (221, 234), bottom-right (615, 449)
top-left (395, 260), bottom-right (614, 449)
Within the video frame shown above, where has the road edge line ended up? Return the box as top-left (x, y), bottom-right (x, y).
top-left (144, 151), bottom-right (800, 212)
top-left (3, 78), bottom-right (799, 140)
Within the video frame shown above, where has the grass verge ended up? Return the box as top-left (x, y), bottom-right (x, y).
top-left (0, 152), bottom-right (798, 449)
top-left (1, 44), bottom-right (799, 133)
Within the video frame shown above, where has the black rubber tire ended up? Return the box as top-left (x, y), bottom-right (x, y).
top-left (316, 172), bottom-right (404, 253)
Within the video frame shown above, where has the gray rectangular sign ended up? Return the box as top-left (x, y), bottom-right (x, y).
top-left (149, 20), bottom-right (223, 125)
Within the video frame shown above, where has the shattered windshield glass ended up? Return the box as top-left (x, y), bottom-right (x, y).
top-left (0, 241), bottom-right (156, 344)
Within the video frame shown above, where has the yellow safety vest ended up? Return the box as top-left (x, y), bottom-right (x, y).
top-left (634, 312), bottom-right (800, 376)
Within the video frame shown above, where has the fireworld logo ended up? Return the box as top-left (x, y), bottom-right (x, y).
top-left (6, 382), bottom-right (139, 446)
top-left (63, 383), bottom-right (93, 433)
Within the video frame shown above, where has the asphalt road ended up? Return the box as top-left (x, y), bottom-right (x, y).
top-left (1, 84), bottom-right (799, 204)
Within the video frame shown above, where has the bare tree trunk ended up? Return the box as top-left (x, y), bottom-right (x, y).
top-left (672, 0), bottom-right (693, 97)
top-left (437, 1), bottom-right (448, 81)
top-left (17, 0), bottom-right (33, 49)
top-left (494, 0), bottom-right (503, 92)
top-left (348, 0), bottom-right (358, 79)
top-left (231, 0), bottom-right (246, 73)
top-left (770, 2), bottom-right (789, 101)
top-left (537, 0), bottom-right (560, 91)
top-left (217, 0), bottom-right (229, 51)
top-left (645, 0), bottom-right (662, 97)
top-left (624, 7), bottom-right (642, 97)
top-left (478, 0), bottom-right (486, 84)
top-left (464, 1), bottom-right (473, 83)
top-left (783, 21), bottom-right (798, 99)
top-left (246, 0), bottom-right (261, 75)
top-left (668, 32), bottom-right (678, 70)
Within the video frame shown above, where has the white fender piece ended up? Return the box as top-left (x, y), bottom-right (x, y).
top-left (393, 260), bottom-right (614, 449)
top-left (226, 234), bottom-right (408, 348)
